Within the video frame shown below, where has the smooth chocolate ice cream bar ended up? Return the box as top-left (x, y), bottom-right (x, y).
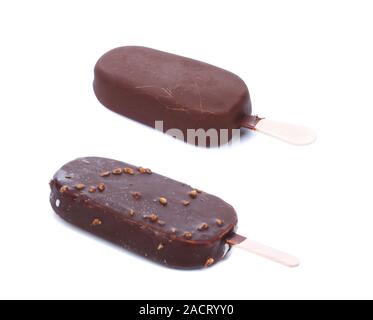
top-left (93, 46), bottom-right (316, 146)
top-left (50, 157), bottom-right (299, 268)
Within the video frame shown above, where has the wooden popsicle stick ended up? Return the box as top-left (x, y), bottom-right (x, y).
top-left (226, 234), bottom-right (300, 268)
top-left (241, 115), bottom-right (317, 145)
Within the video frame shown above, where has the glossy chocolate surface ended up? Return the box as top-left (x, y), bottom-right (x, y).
top-left (93, 46), bottom-right (251, 144)
top-left (50, 157), bottom-right (237, 269)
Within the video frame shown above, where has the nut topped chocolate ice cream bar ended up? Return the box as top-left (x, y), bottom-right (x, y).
top-left (50, 157), bottom-right (299, 268)
top-left (50, 157), bottom-right (237, 269)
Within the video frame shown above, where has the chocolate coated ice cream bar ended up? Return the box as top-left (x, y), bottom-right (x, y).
top-left (50, 157), bottom-right (299, 268)
top-left (93, 46), bottom-right (316, 146)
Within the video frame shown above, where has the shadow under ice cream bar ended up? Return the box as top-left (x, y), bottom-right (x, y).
top-left (93, 46), bottom-right (316, 146)
top-left (50, 157), bottom-right (299, 268)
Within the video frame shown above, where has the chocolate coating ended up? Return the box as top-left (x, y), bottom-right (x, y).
top-left (50, 157), bottom-right (237, 269)
top-left (93, 46), bottom-right (251, 145)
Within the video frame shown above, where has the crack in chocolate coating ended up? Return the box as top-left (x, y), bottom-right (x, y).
top-left (50, 157), bottom-right (237, 269)
top-left (93, 46), bottom-right (252, 145)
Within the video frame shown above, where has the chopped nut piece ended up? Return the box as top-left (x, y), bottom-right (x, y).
top-left (88, 186), bottom-right (97, 193)
top-left (112, 168), bottom-right (123, 175)
top-left (159, 197), bottom-right (168, 206)
top-left (97, 183), bottom-right (106, 192)
top-left (158, 220), bottom-right (166, 226)
top-left (183, 232), bottom-right (193, 240)
top-left (128, 209), bottom-right (135, 217)
top-left (216, 219), bottom-right (224, 227)
top-left (123, 167), bottom-right (134, 175)
top-left (188, 190), bottom-right (198, 199)
top-left (148, 213), bottom-right (158, 223)
top-left (182, 200), bottom-right (190, 206)
top-left (131, 192), bottom-right (141, 199)
top-left (138, 167), bottom-right (146, 173)
top-left (75, 183), bottom-right (85, 191)
top-left (157, 243), bottom-right (164, 251)
top-left (143, 213), bottom-right (158, 223)
top-left (100, 171), bottom-right (111, 177)
top-left (59, 185), bottom-right (69, 193)
top-left (91, 218), bottom-right (102, 227)
top-left (145, 168), bottom-right (152, 174)
top-left (198, 223), bottom-right (209, 231)
top-left (205, 258), bottom-right (215, 267)
top-left (196, 189), bottom-right (203, 194)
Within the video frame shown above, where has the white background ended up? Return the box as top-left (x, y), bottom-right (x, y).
top-left (0, 0), bottom-right (372, 300)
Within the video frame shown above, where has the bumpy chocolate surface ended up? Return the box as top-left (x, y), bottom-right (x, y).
top-left (50, 157), bottom-right (237, 269)
top-left (93, 46), bottom-right (251, 145)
